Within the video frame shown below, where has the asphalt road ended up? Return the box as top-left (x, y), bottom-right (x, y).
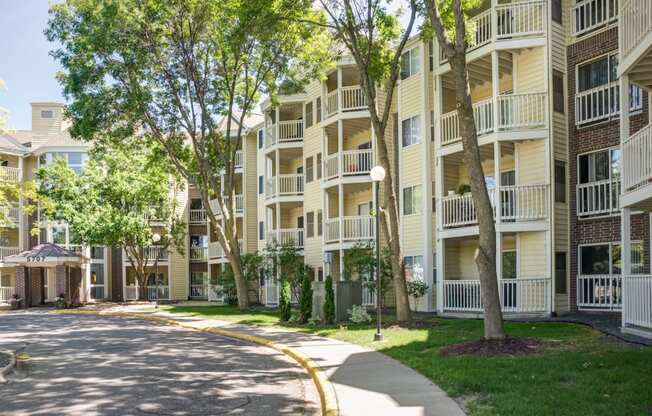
top-left (0, 311), bottom-right (319, 416)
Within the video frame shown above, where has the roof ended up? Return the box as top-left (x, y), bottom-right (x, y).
top-left (3, 243), bottom-right (89, 267)
top-left (31, 130), bottom-right (90, 155)
top-left (217, 111), bottom-right (264, 133)
top-left (0, 133), bottom-right (29, 155)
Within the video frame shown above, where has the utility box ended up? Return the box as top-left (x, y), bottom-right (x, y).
top-left (334, 280), bottom-right (362, 322)
top-left (312, 281), bottom-right (325, 320)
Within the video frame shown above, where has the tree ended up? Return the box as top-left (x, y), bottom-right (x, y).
top-left (344, 242), bottom-right (393, 307)
top-left (323, 276), bottom-right (336, 324)
top-left (318, 0), bottom-right (418, 322)
top-left (424, 0), bottom-right (505, 339)
top-left (38, 140), bottom-right (186, 300)
top-left (46, 0), bottom-right (331, 309)
top-left (298, 265), bottom-right (313, 323)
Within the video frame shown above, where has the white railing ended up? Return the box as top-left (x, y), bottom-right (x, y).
top-left (209, 195), bottom-right (244, 214)
top-left (190, 246), bottom-right (207, 261)
top-left (265, 125), bottom-right (275, 147)
top-left (496, 1), bottom-right (546, 39)
top-left (620, 0), bottom-right (652, 63)
top-left (622, 122), bottom-right (652, 193)
top-left (342, 149), bottom-right (373, 176)
top-left (440, 97), bottom-right (494, 146)
top-left (622, 274), bottom-right (652, 331)
top-left (325, 90), bottom-right (338, 117)
top-left (268, 228), bottom-right (304, 248)
top-left (497, 93), bottom-right (547, 130)
top-left (0, 286), bottom-right (14, 302)
top-left (325, 153), bottom-right (339, 179)
top-left (325, 218), bottom-right (340, 243)
top-left (441, 193), bottom-right (478, 227)
top-left (498, 184), bottom-right (549, 221)
top-left (144, 246), bottom-right (168, 261)
top-left (577, 274), bottom-right (622, 310)
top-left (278, 120), bottom-right (304, 142)
top-left (278, 174), bottom-right (304, 195)
top-left (63, 244), bottom-right (84, 255)
top-left (575, 82), bottom-right (642, 126)
top-left (234, 150), bottom-right (243, 168)
top-left (147, 285), bottom-right (170, 300)
top-left (0, 166), bottom-right (19, 182)
top-left (467, 9), bottom-right (492, 50)
top-left (341, 86), bottom-right (367, 111)
top-left (190, 284), bottom-right (208, 298)
top-left (208, 285), bottom-right (225, 302)
top-left (189, 209), bottom-right (207, 224)
top-left (572, 0), bottom-right (619, 36)
top-left (342, 215), bottom-right (374, 241)
top-left (125, 286), bottom-right (139, 301)
top-left (444, 278), bottom-right (550, 313)
top-left (362, 284), bottom-right (375, 306)
top-left (577, 180), bottom-right (620, 216)
top-left (0, 206), bottom-right (20, 224)
top-left (265, 178), bottom-right (276, 199)
top-left (208, 239), bottom-right (243, 259)
top-left (264, 278), bottom-right (279, 306)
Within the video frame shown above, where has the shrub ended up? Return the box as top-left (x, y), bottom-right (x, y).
top-left (279, 278), bottom-right (292, 321)
top-left (347, 304), bottom-right (371, 324)
top-left (323, 276), bottom-right (335, 324)
top-left (298, 267), bottom-right (313, 323)
top-left (406, 280), bottom-right (428, 299)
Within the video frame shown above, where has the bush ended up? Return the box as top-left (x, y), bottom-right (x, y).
top-left (279, 278), bottom-right (292, 322)
top-left (406, 280), bottom-right (428, 299)
top-left (347, 304), bottom-right (371, 324)
top-left (298, 267), bottom-right (313, 323)
top-left (323, 276), bottom-right (335, 324)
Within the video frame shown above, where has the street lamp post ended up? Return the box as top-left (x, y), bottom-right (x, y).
top-left (370, 165), bottom-right (385, 342)
top-left (152, 232), bottom-right (161, 309)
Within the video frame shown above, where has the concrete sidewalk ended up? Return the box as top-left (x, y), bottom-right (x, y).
top-left (103, 306), bottom-right (465, 416)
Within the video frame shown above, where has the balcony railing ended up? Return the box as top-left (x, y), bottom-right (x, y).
top-left (209, 194), bottom-right (244, 215)
top-left (575, 82), bottom-right (642, 126)
top-left (622, 122), bottom-right (652, 193)
top-left (622, 274), bottom-right (652, 331)
top-left (190, 284), bottom-right (208, 298)
top-left (441, 184), bottom-right (549, 228)
top-left (324, 149), bottom-right (373, 180)
top-left (234, 150), bottom-right (243, 168)
top-left (189, 208), bottom-right (207, 224)
top-left (572, 0), bottom-right (619, 37)
top-left (0, 166), bottom-right (19, 182)
top-left (147, 285), bottom-right (170, 300)
top-left (440, 93), bottom-right (546, 146)
top-left (620, 0), bottom-right (652, 64)
top-left (144, 245), bottom-right (168, 261)
top-left (0, 206), bottom-right (20, 225)
top-left (325, 215), bottom-right (374, 243)
top-left (439, 1), bottom-right (545, 62)
top-left (0, 286), bottom-right (14, 303)
top-left (266, 120), bottom-right (304, 148)
top-left (577, 274), bottom-right (622, 310)
top-left (577, 180), bottom-right (620, 216)
top-left (268, 228), bottom-right (304, 248)
top-left (324, 85), bottom-right (367, 118)
top-left (444, 278), bottom-right (550, 313)
top-left (190, 246), bottom-right (208, 261)
top-left (208, 239), bottom-right (243, 259)
top-left (266, 174), bottom-right (304, 198)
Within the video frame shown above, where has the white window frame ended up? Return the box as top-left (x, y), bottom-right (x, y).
top-left (577, 146), bottom-right (620, 185)
top-left (404, 255), bottom-right (424, 282)
top-left (402, 185), bottom-right (422, 216)
top-left (401, 115), bottom-right (421, 147)
top-left (578, 241), bottom-right (645, 276)
top-left (400, 46), bottom-right (421, 80)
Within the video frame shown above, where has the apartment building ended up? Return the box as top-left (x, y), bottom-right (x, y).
top-left (0, 103), bottom-right (201, 305)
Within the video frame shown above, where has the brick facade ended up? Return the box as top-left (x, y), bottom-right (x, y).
top-left (568, 27), bottom-right (651, 311)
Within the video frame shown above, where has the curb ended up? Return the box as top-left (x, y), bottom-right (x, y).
top-left (0, 349), bottom-right (16, 384)
top-left (52, 310), bottom-right (339, 416)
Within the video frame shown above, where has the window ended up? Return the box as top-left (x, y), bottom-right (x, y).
top-left (317, 267), bottom-right (324, 282)
top-left (305, 101), bottom-right (313, 128)
top-left (401, 115), bottom-right (421, 147)
top-left (41, 110), bottom-right (53, 118)
top-left (403, 185), bottom-right (422, 215)
top-left (552, 0), bottom-right (562, 24)
top-left (52, 226), bottom-right (66, 245)
top-left (580, 242), bottom-right (644, 275)
top-left (554, 160), bottom-right (566, 203)
top-left (357, 202), bottom-right (372, 216)
top-left (555, 252), bottom-right (567, 294)
top-left (317, 210), bottom-right (323, 236)
top-left (305, 156), bottom-right (314, 183)
top-left (257, 129), bottom-right (264, 149)
top-left (90, 263), bottom-right (105, 299)
top-left (306, 211), bottom-right (314, 238)
top-left (258, 175), bottom-right (263, 195)
top-left (400, 46), bottom-right (421, 79)
top-left (404, 255), bottom-right (424, 281)
top-left (316, 153), bottom-right (322, 180)
top-left (502, 251), bottom-right (517, 279)
top-left (91, 246), bottom-right (105, 260)
top-left (1, 275), bottom-right (12, 287)
top-left (44, 152), bottom-right (86, 174)
top-left (553, 70), bottom-right (564, 114)
top-left (578, 148), bottom-right (620, 184)
top-left (259, 221), bottom-right (264, 240)
top-left (316, 97), bottom-right (322, 123)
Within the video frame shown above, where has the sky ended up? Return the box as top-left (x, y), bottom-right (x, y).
top-left (0, 0), bottom-right (64, 131)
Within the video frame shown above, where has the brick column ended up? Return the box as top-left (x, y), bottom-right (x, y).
top-left (15, 266), bottom-right (28, 309)
top-left (55, 265), bottom-right (66, 300)
top-left (30, 268), bottom-right (43, 306)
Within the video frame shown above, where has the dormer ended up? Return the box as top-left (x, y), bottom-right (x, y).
top-left (30, 102), bottom-right (65, 148)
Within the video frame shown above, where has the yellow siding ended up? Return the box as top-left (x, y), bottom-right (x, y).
top-left (170, 182), bottom-right (189, 300)
top-left (245, 132), bottom-right (258, 253)
top-left (518, 232), bottom-right (547, 278)
top-left (514, 47), bottom-right (545, 93)
top-left (516, 140), bottom-right (546, 184)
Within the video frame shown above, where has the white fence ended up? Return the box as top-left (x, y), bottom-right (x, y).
top-left (189, 209), bottom-right (207, 224)
top-left (572, 0), bottom-right (619, 36)
top-left (577, 274), bottom-right (622, 310)
top-left (0, 166), bottom-right (19, 182)
top-left (576, 180), bottom-right (620, 216)
top-left (443, 278), bottom-right (550, 313)
top-left (190, 246), bottom-right (207, 261)
top-left (620, 0), bottom-right (652, 61)
top-left (0, 286), bottom-right (14, 303)
top-left (622, 122), bottom-right (652, 193)
top-left (622, 274), bottom-right (652, 331)
top-left (575, 82), bottom-right (642, 126)
top-left (268, 228), bottom-right (304, 248)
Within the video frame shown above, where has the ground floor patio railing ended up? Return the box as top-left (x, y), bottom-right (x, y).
top-left (0, 286), bottom-right (14, 303)
top-left (622, 274), bottom-right (652, 331)
top-left (443, 278), bottom-right (550, 313)
top-left (577, 274), bottom-right (621, 310)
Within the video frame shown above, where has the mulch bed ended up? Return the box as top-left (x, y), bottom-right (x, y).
top-left (440, 336), bottom-right (542, 357)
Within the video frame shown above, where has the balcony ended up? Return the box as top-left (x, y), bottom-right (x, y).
top-left (189, 208), bottom-right (207, 224)
top-left (325, 215), bottom-right (374, 244)
top-left (622, 274), bottom-right (652, 333)
top-left (265, 174), bottom-right (304, 200)
top-left (209, 194), bottom-right (244, 216)
top-left (438, 1), bottom-right (545, 65)
top-left (575, 82), bottom-right (642, 126)
top-left (441, 184), bottom-right (549, 229)
top-left (440, 93), bottom-right (547, 147)
top-left (620, 0), bottom-right (652, 80)
top-left (190, 284), bottom-right (208, 298)
top-left (571, 0), bottom-right (618, 37)
top-left (443, 278), bottom-right (550, 314)
top-left (323, 149), bottom-right (373, 183)
top-left (577, 274), bottom-right (621, 310)
top-left (0, 206), bottom-right (20, 226)
top-left (190, 246), bottom-right (208, 262)
top-left (622, 123), bottom-right (652, 201)
top-left (265, 120), bottom-right (304, 149)
top-left (324, 85), bottom-right (368, 119)
top-left (267, 228), bottom-right (304, 248)
top-left (123, 245), bottom-right (167, 264)
top-left (208, 239), bottom-right (243, 260)
top-left (0, 166), bottom-right (20, 182)
top-left (576, 180), bottom-right (620, 217)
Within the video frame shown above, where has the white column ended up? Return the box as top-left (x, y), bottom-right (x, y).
top-left (621, 207), bottom-right (631, 328)
top-left (17, 157), bottom-right (24, 250)
top-left (338, 119), bottom-right (344, 246)
top-left (337, 67), bottom-right (343, 112)
top-left (491, 50), bottom-right (500, 132)
top-left (275, 106), bottom-right (280, 143)
top-left (422, 41), bottom-right (434, 312)
top-left (339, 248), bottom-right (344, 282)
top-left (494, 141), bottom-right (502, 281)
top-left (338, 119), bottom-right (344, 177)
top-left (435, 155), bottom-right (445, 313)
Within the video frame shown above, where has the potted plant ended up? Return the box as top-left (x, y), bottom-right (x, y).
top-left (55, 294), bottom-right (66, 309)
top-left (406, 280), bottom-right (428, 311)
top-left (9, 294), bottom-right (22, 310)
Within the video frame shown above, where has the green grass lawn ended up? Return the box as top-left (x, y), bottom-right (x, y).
top-left (166, 305), bottom-right (652, 416)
